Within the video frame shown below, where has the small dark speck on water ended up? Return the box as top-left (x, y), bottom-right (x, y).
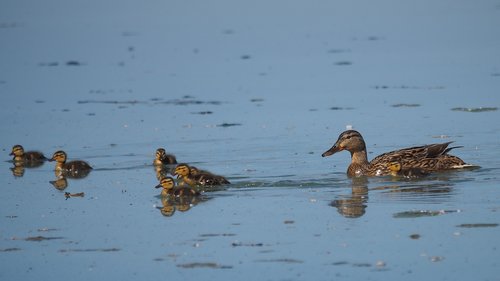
top-left (0, 248), bottom-right (22, 252)
top-left (456, 223), bottom-right (498, 228)
top-left (66, 61), bottom-right (83, 66)
top-left (283, 220), bottom-right (295, 224)
top-left (451, 107), bottom-right (498, 112)
top-left (334, 61), bottom-right (352, 66)
top-left (409, 234), bottom-right (421, 239)
top-left (217, 123), bottom-right (242, 127)
top-left (192, 111), bottom-right (213, 115)
top-left (330, 106), bottom-right (354, 110)
top-left (35, 100), bottom-right (45, 104)
top-left (250, 98), bottom-right (264, 102)
top-left (177, 262), bottom-right (233, 269)
top-left (240, 55), bottom-right (251, 60)
top-left (23, 236), bottom-right (64, 242)
top-left (392, 103), bottom-right (420, 108)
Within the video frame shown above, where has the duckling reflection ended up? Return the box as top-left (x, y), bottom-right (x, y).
top-left (330, 177), bottom-right (369, 218)
top-left (50, 177), bottom-right (69, 191)
top-left (10, 162), bottom-right (26, 177)
top-left (174, 164), bottom-right (230, 187)
top-left (49, 150), bottom-right (92, 178)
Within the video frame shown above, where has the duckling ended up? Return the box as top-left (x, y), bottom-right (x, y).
top-left (49, 150), bottom-right (92, 177)
top-left (10, 145), bottom-right (47, 163)
top-left (155, 176), bottom-right (200, 197)
top-left (173, 164), bottom-right (230, 187)
top-left (322, 130), bottom-right (475, 177)
top-left (153, 148), bottom-right (177, 166)
top-left (388, 162), bottom-right (429, 179)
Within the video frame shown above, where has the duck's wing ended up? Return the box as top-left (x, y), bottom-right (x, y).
top-left (370, 142), bottom-right (455, 165)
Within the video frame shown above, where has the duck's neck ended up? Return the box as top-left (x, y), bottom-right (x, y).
top-left (54, 162), bottom-right (64, 171)
top-left (347, 150), bottom-right (370, 177)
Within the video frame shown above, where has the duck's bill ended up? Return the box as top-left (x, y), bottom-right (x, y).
top-left (154, 184), bottom-right (162, 189)
top-left (322, 145), bottom-right (342, 157)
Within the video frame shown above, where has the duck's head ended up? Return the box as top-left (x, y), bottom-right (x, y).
top-left (50, 151), bottom-right (67, 163)
top-left (173, 164), bottom-right (191, 178)
top-left (322, 130), bottom-right (366, 157)
top-left (10, 145), bottom-right (24, 156)
top-left (155, 148), bottom-right (166, 160)
top-left (155, 176), bottom-right (175, 190)
top-left (388, 162), bottom-right (402, 173)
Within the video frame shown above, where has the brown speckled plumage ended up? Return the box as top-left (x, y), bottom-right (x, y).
top-left (322, 130), bottom-right (472, 177)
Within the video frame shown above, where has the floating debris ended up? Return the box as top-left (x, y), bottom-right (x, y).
top-left (283, 220), bottom-right (295, 224)
top-left (66, 60), bottom-right (83, 66)
top-left (334, 61), bottom-right (352, 66)
top-left (0, 248), bottom-right (21, 252)
top-left (199, 233), bottom-right (236, 237)
top-left (329, 106), bottom-right (354, 110)
top-left (255, 258), bottom-right (303, 264)
top-left (392, 103), bottom-right (421, 108)
top-left (64, 192), bottom-right (85, 199)
top-left (456, 223), bottom-right (498, 228)
top-left (430, 256), bottom-right (445, 262)
top-left (191, 111), bottom-right (213, 115)
top-left (250, 98), bottom-right (264, 102)
top-left (393, 209), bottom-right (461, 218)
top-left (59, 248), bottom-right (120, 253)
top-left (217, 123), bottom-right (242, 127)
top-left (22, 236), bottom-right (64, 242)
top-left (409, 234), bottom-right (421, 240)
top-left (177, 262), bottom-right (233, 269)
top-left (451, 107), bottom-right (498, 113)
top-left (231, 242), bottom-right (264, 247)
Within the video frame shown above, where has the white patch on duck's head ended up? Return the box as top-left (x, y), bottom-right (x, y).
top-left (375, 169), bottom-right (383, 176)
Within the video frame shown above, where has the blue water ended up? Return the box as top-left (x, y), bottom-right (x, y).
top-left (1, 0), bottom-right (500, 280)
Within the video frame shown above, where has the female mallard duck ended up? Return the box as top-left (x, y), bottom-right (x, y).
top-left (173, 164), bottom-right (230, 186)
top-left (322, 130), bottom-right (474, 177)
top-left (155, 176), bottom-right (199, 197)
top-left (388, 162), bottom-right (429, 179)
top-left (50, 150), bottom-right (92, 177)
top-left (10, 145), bottom-right (47, 163)
top-left (153, 148), bottom-right (177, 165)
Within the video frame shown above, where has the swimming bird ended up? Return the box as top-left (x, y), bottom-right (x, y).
top-left (173, 164), bottom-right (230, 186)
top-left (155, 176), bottom-right (199, 197)
top-left (322, 130), bottom-right (473, 177)
top-left (387, 162), bottom-right (429, 179)
top-left (10, 145), bottom-right (47, 163)
top-left (153, 148), bottom-right (177, 165)
top-left (49, 150), bottom-right (92, 177)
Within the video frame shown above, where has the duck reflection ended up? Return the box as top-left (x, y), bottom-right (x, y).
top-left (330, 177), bottom-right (369, 218)
top-left (9, 145), bottom-right (47, 177)
top-left (50, 177), bottom-right (69, 190)
top-left (154, 176), bottom-right (207, 217)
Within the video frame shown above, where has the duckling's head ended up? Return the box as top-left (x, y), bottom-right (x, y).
top-left (10, 145), bottom-right (24, 156)
top-left (322, 130), bottom-right (366, 157)
top-left (155, 176), bottom-right (175, 190)
top-left (155, 148), bottom-right (166, 160)
top-left (190, 166), bottom-right (200, 175)
top-left (173, 164), bottom-right (191, 178)
top-left (388, 162), bottom-right (402, 174)
top-left (50, 151), bottom-right (67, 163)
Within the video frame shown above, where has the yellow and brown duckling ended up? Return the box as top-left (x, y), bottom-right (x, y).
top-left (49, 150), bottom-right (92, 177)
top-left (155, 176), bottom-right (200, 197)
top-left (153, 148), bottom-right (177, 166)
top-left (387, 162), bottom-right (429, 179)
top-left (322, 130), bottom-right (475, 177)
top-left (173, 164), bottom-right (230, 186)
top-left (10, 145), bottom-right (47, 163)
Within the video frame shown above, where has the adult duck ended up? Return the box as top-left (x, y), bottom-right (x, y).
top-left (322, 130), bottom-right (474, 177)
